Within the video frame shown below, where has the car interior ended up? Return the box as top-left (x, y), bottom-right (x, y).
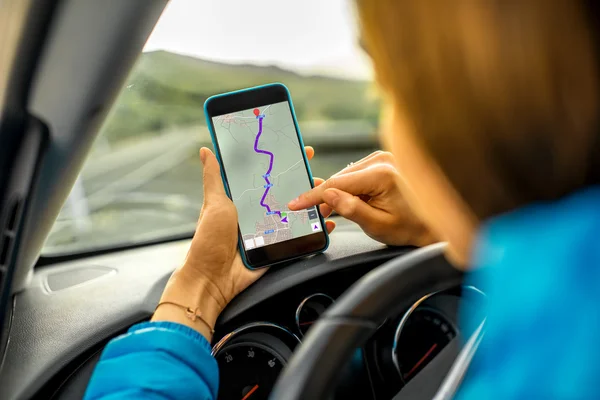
top-left (0, 1), bottom-right (486, 399)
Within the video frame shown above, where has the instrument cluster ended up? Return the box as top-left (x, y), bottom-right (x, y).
top-left (212, 287), bottom-right (484, 399)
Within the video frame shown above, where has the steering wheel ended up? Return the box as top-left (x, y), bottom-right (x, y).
top-left (270, 243), bottom-right (484, 399)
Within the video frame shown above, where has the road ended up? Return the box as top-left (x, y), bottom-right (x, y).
top-left (43, 121), bottom-right (379, 254)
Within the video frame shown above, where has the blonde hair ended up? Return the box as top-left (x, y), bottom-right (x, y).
top-left (357, 0), bottom-right (600, 219)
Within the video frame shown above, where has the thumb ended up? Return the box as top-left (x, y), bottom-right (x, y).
top-left (200, 147), bottom-right (227, 202)
top-left (322, 188), bottom-right (380, 227)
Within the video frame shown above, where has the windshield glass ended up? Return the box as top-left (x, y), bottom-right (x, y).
top-left (42, 0), bottom-right (378, 255)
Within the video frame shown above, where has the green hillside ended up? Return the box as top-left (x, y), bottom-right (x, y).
top-left (100, 51), bottom-right (379, 142)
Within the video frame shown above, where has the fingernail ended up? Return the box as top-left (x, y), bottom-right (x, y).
top-left (200, 148), bottom-right (207, 165)
top-left (288, 197), bottom-right (299, 208)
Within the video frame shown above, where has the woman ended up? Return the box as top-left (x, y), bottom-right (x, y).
top-left (85, 0), bottom-right (600, 399)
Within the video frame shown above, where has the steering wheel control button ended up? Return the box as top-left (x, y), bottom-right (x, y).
top-left (295, 293), bottom-right (334, 337)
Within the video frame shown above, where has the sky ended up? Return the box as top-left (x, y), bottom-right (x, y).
top-left (143, 0), bottom-right (372, 80)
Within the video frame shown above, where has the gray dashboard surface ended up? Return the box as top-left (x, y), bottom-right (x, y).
top-left (0, 219), bottom-right (410, 400)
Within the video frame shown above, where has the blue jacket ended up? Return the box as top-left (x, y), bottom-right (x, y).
top-left (85, 188), bottom-right (600, 399)
top-left (84, 321), bottom-right (218, 399)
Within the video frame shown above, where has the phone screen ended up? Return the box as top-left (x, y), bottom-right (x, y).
top-left (211, 101), bottom-right (322, 253)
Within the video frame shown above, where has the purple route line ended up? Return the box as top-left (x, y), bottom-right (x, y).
top-left (254, 115), bottom-right (281, 217)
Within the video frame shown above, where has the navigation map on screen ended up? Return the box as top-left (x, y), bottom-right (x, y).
top-left (212, 101), bottom-right (321, 251)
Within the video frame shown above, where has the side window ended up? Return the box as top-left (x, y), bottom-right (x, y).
top-left (43, 0), bottom-right (377, 255)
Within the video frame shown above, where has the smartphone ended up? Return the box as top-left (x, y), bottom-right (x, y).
top-left (204, 83), bottom-right (329, 269)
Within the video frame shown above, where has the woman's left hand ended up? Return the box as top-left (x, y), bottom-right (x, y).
top-left (153, 146), bottom-right (334, 340)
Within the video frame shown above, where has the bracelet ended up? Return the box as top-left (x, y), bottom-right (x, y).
top-left (155, 301), bottom-right (215, 334)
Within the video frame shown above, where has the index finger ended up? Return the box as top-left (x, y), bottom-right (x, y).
top-left (288, 169), bottom-right (382, 210)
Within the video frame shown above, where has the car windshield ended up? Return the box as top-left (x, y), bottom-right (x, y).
top-left (42, 0), bottom-right (378, 255)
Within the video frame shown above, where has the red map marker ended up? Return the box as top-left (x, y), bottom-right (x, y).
top-left (253, 108), bottom-right (260, 117)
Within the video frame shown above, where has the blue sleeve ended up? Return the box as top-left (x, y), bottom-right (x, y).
top-left (84, 321), bottom-right (219, 400)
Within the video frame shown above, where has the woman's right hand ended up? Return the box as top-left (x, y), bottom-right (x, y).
top-left (289, 151), bottom-right (437, 247)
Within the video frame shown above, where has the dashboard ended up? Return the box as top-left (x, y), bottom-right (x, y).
top-left (0, 218), bottom-right (484, 400)
top-left (211, 285), bottom-right (484, 399)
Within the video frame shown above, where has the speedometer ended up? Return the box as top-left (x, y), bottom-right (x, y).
top-left (216, 342), bottom-right (286, 400)
top-left (212, 324), bottom-right (298, 400)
